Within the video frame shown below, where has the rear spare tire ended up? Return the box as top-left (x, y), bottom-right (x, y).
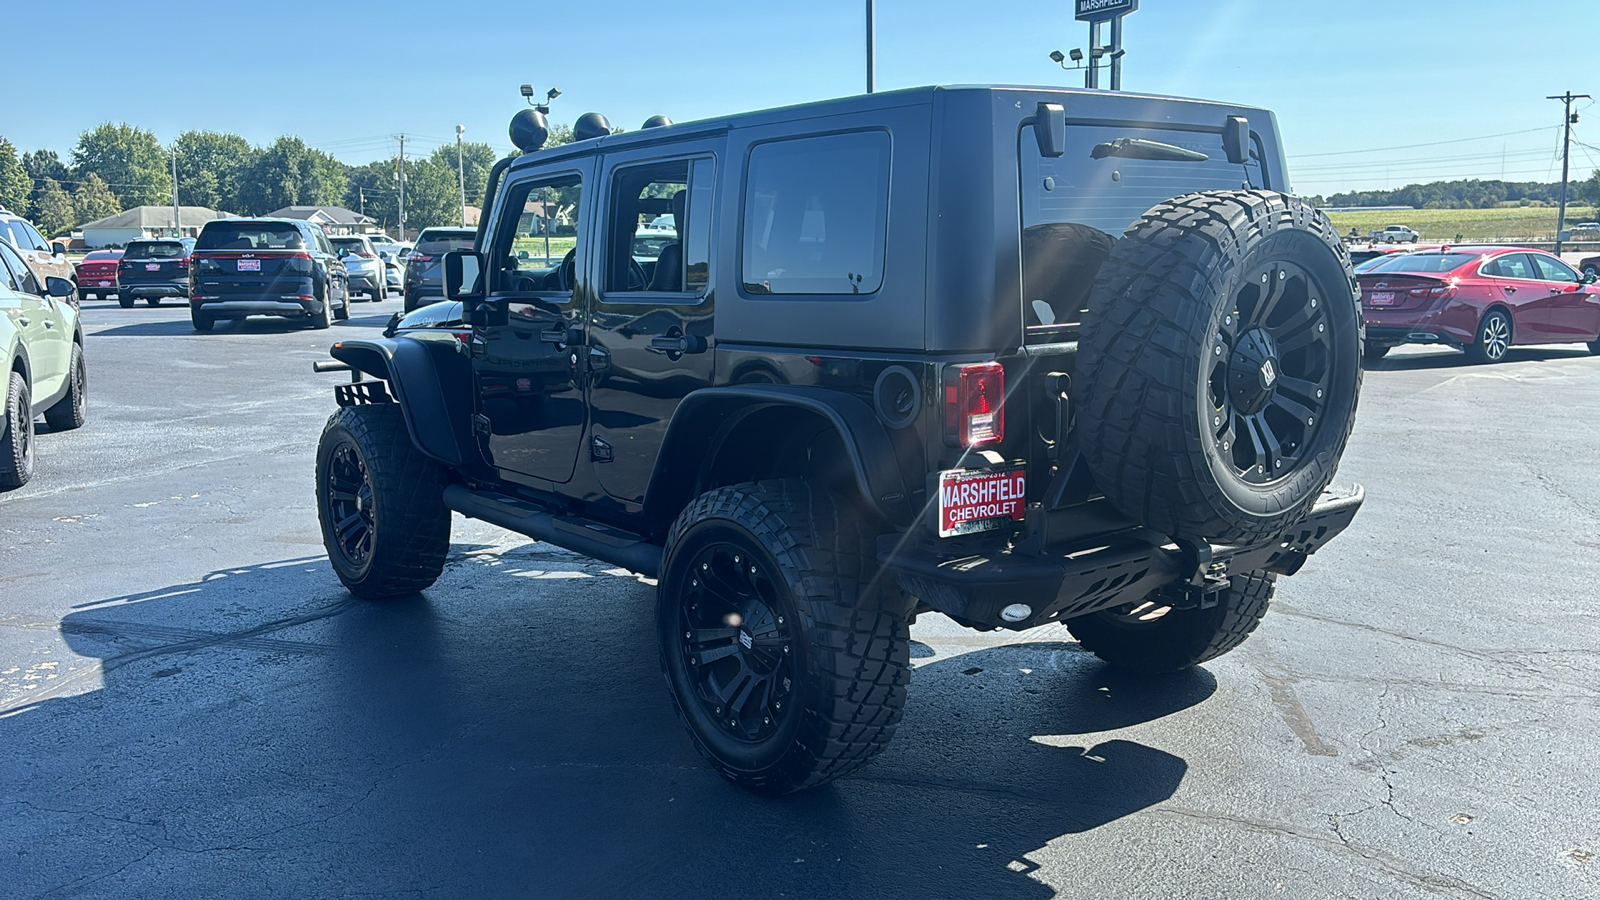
top-left (1074, 190), bottom-right (1362, 546)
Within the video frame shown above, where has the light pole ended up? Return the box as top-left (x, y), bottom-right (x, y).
top-left (170, 148), bottom-right (180, 239)
top-left (1549, 91), bottom-right (1590, 254)
top-left (456, 124), bottom-right (467, 227)
top-left (394, 134), bottom-right (407, 240)
top-left (521, 85), bottom-right (560, 261)
top-left (866, 0), bottom-right (875, 93)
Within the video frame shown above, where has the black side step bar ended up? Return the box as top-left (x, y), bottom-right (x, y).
top-left (442, 485), bottom-right (663, 578)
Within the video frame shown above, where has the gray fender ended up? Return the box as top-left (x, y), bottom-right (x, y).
top-left (329, 338), bottom-right (466, 466)
top-left (644, 385), bottom-right (915, 529)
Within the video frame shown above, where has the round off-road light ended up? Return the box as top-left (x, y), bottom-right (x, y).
top-left (1000, 604), bottom-right (1032, 623)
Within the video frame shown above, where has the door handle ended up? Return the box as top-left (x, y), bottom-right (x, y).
top-left (1503, 286), bottom-right (1516, 294)
top-left (650, 334), bottom-right (708, 354)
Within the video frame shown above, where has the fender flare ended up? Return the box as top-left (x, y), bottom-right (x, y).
top-left (644, 385), bottom-right (914, 529)
top-left (329, 338), bottom-right (467, 466)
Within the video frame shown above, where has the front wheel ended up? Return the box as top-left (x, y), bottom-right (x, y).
top-left (43, 343), bottom-right (87, 431)
top-left (315, 405), bottom-right (451, 598)
top-left (658, 479), bottom-right (912, 795)
top-left (1066, 572), bottom-right (1276, 674)
top-left (310, 294), bottom-right (332, 329)
top-left (1465, 309), bottom-right (1511, 364)
top-left (118, 296), bottom-right (134, 309)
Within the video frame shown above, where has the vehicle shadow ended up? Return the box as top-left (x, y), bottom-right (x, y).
top-left (1369, 346), bottom-right (1594, 371)
top-left (1, 547), bottom-right (1206, 899)
top-left (91, 318), bottom-right (343, 337)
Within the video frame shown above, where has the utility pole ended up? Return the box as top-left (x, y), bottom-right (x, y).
top-left (394, 134), bottom-right (407, 240)
top-left (170, 149), bottom-right (180, 239)
top-left (866, 0), bottom-right (875, 93)
top-left (456, 124), bottom-right (467, 227)
top-left (1548, 91), bottom-right (1590, 254)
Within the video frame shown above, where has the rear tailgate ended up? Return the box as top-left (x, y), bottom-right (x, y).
top-left (192, 251), bottom-right (314, 297)
top-left (117, 255), bottom-right (188, 285)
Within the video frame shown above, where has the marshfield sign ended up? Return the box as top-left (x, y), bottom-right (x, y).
top-left (1076, 0), bottom-right (1137, 21)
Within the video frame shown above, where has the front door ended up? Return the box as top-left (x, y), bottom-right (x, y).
top-left (474, 163), bottom-right (594, 485)
top-left (587, 152), bottom-right (719, 506)
top-left (1530, 253), bottom-right (1600, 341)
top-left (1483, 253), bottom-right (1557, 344)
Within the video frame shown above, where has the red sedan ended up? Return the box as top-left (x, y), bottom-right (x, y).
top-left (74, 249), bottom-right (123, 302)
top-left (1358, 247), bottom-right (1600, 362)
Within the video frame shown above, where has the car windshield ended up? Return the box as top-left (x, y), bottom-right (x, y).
top-left (1363, 252), bottom-right (1479, 274)
top-left (195, 222), bottom-right (306, 250)
top-left (415, 230), bottom-right (475, 254)
top-left (125, 241), bottom-right (185, 258)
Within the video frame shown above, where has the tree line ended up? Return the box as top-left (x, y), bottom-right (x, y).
top-left (0, 123), bottom-right (560, 238)
top-left (1315, 175), bottom-right (1600, 212)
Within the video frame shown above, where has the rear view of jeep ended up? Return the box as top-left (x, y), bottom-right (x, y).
top-left (312, 85), bottom-right (1363, 796)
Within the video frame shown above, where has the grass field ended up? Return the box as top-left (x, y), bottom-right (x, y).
top-left (1324, 206), bottom-right (1600, 244)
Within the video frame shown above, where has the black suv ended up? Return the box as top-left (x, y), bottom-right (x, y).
top-left (116, 239), bottom-right (190, 307)
top-left (313, 87), bottom-right (1365, 795)
top-left (189, 218), bottom-right (350, 331)
top-left (402, 227), bottom-right (476, 312)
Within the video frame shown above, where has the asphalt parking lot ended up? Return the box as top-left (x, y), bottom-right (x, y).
top-left (2, 299), bottom-right (1598, 899)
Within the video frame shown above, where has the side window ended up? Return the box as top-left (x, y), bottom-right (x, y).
top-left (491, 173), bottom-right (583, 296)
top-left (603, 156), bottom-right (714, 297)
top-left (1532, 255), bottom-right (1579, 284)
top-left (4, 222), bottom-right (30, 251)
top-left (741, 131), bottom-right (889, 296)
top-left (1495, 254), bottom-right (1537, 280)
top-left (21, 222), bottom-right (48, 251)
top-left (0, 242), bottom-right (38, 294)
top-left (0, 243), bottom-right (21, 291)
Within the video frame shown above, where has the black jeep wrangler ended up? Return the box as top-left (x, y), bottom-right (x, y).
top-left (313, 86), bottom-right (1365, 795)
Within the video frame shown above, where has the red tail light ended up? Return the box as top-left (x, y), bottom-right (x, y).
top-left (407, 253), bottom-right (433, 264)
top-left (1408, 285), bottom-right (1456, 300)
top-left (944, 362), bottom-right (1005, 448)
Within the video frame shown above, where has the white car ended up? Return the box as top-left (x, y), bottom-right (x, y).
top-left (1, 239), bottom-right (86, 490)
top-left (330, 235), bottom-right (389, 301)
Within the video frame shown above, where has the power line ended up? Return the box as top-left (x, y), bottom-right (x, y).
top-left (1288, 125), bottom-right (1561, 159)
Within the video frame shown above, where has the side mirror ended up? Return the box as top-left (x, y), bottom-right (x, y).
top-left (444, 250), bottom-right (485, 302)
top-left (1583, 272), bottom-right (1598, 285)
top-left (1033, 102), bottom-right (1065, 158)
top-left (45, 276), bottom-right (74, 298)
top-left (51, 242), bottom-right (67, 256)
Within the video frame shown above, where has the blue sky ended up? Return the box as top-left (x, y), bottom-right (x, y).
top-left (5, 0), bottom-right (1596, 196)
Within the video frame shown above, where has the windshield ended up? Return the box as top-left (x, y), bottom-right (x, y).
top-left (195, 222), bottom-right (306, 251)
top-left (125, 241), bottom-right (185, 258)
top-left (1364, 252), bottom-right (1479, 274)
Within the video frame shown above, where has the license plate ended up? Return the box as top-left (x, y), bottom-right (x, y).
top-left (1367, 291), bottom-right (1395, 305)
top-left (237, 259), bottom-right (260, 271)
top-left (97, 280), bottom-right (111, 286)
top-left (145, 263), bottom-right (160, 271)
top-left (937, 466), bottom-right (1026, 538)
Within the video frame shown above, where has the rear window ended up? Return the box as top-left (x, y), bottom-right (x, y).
top-left (85, 250), bottom-right (121, 261)
top-left (125, 241), bottom-right (185, 258)
top-left (195, 222), bottom-right (307, 251)
top-left (415, 230), bottom-right (475, 254)
top-left (1365, 253), bottom-right (1479, 274)
top-left (331, 238), bottom-right (366, 250)
top-left (741, 131), bottom-right (890, 296)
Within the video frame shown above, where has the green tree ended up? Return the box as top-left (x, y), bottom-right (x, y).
top-left (72, 172), bottom-right (120, 223)
top-left (32, 178), bottom-right (76, 235)
top-left (71, 123), bottom-right (169, 208)
top-left (398, 157), bottom-right (466, 231)
top-left (343, 159), bottom-right (401, 229)
top-left (428, 141), bottom-right (501, 211)
top-left (237, 137), bottom-right (348, 215)
top-left (22, 149), bottom-right (68, 208)
top-left (173, 131), bottom-right (254, 212)
top-left (0, 138), bottom-right (31, 216)
top-left (1577, 169), bottom-right (1600, 219)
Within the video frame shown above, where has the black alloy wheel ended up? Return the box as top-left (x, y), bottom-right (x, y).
top-left (323, 442), bottom-right (376, 571)
top-left (673, 541), bottom-right (799, 745)
top-left (0, 371), bottom-right (34, 490)
top-left (1206, 261), bottom-right (1336, 486)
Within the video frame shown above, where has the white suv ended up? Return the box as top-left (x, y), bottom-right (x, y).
top-left (0, 208), bottom-right (77, 303)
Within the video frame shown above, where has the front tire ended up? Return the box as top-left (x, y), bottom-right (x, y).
top-left (315, 405), bottom-right (450, 598)
top-left (43, 343), bottom-right (87, 431)
top-left (310, 293), bottom-right (332, 329)
top-left (0, 371), bottom-right (34, 491)
top-left (658, 479), bottom-right (912, 795)
top-left (191, 311), bottom-right (214, 332)
top-left (1465, 309), bottom-right (1511, 364)
top-left (118, 296), bottom-right (134, 309)
top-left (1066, 572), bottom-right (1276, 674)
top-left (333, 290), bottom-right (350, 321)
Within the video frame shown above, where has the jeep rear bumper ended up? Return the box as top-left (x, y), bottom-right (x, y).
top-left (881, 485), bottom-right (1363, 632)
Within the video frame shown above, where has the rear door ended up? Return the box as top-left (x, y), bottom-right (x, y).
top-left (473, 160), bottom-right (596, 486)
top-left (587, 146), bottom-right (719, 506)
top-left (1482, 253), bottom-right (1556, 343)
top-left (1530, 253), bottom-right (1600, 341)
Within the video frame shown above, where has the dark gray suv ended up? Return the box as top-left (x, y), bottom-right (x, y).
top-left (313, 86), bottom-right (1365, 794)
top-left (189, 218), bottom-right (351, 331)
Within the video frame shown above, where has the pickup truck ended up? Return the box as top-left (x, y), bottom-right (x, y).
top-left (1372, 225), bottom-right (1419, 243)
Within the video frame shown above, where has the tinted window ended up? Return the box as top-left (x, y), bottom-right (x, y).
top-left (125, 241), bottom-right (185, 258)
top-left (416, 230), bottom-right (476, 254)
top-left (1482, 254), bottom-right (1536, 279)
top-left (1532, 254), bottom-right (1579, 283)
top-left (195, 222), bottom-right (306, 250)
top-left (742, 132), bottom-right (889, 295)
top-left (493, 174), bottom-right (582, 293)
top-left (604, 157), bottom-right (712, 295)
top-left (1367, 252), bottom-right (1481, 275)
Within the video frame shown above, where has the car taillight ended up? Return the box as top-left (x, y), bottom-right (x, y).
top-left (944, 361), bottom-right (1005, 448)
top-left (408, 253), bottom-right (433, 264)
top-left (1408, 285), bottom-right (1456, 299)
